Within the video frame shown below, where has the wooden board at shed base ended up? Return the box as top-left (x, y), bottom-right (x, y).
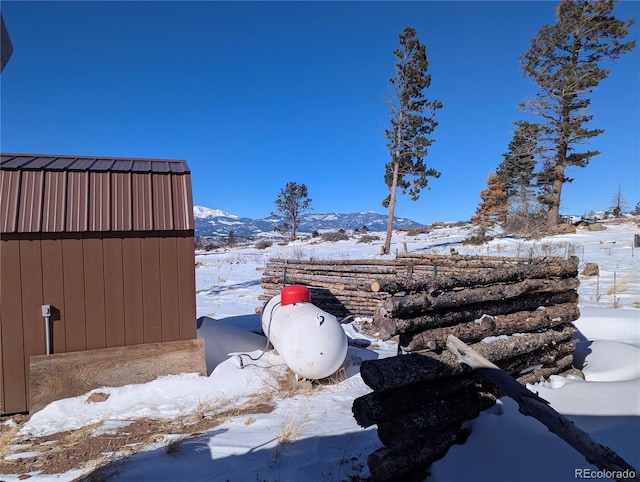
top-left (29, 339), bottom-right (206, 413)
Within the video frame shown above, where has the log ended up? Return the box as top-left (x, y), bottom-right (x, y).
top-left (261, 280), bottom-right (389, 309)
top-left (360, 324), bottom-right (576, 391)
top-left (261, 275), bottom-right (361, 291)
top-left (382, 277), bottom-right (579, 317)
top-left (501, 339), bottom-right (577, 376)
top-left (400, 302), bottom-right (580, 351)
top-left (377, 388), bottom-right (498, 451)
top-left (266, 258), bottom-right (404, 267)
top-left (446, 335), bottom-right (640, 482)
top-left (396, 253), bottom-right (531, 262)
top-left (368, 425), bottom-right (470, 482)
top-left (516, 353), bottom-right (575, 385)
top-left (374, 290), bottom-right (578, 337)
top-left (352, 375), bottom-right (479, 428)
top-left (368, 257), bottom-right (578, 293)
top-left (262, 264), bottom-right (398, 275)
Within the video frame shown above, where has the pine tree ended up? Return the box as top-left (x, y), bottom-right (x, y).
top-left (272, 182), bottom-right (312, 241)
top-left (383, 26), bottom-right (442, 254)
top-left (227, 229), bottom-right (236, 247)
top-left (497, 121), bottom-right (541, 233)
top-left (497, 121), bottom-right (540, 211)
top-left (520, 0), bottom-right (635, 228)
top-left (471, 173), bottom-right (508, 236)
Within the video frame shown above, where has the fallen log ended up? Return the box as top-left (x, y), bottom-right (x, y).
top-left (446, 335), bottom-right (640, 482)
top-left (367, 425), bottom-right (470, 482)
top-left (360, 324), bottom-right (576, 392)
top-left (368, 256), bottom-right (578, 294)
top-left (382, 277), bottom-right (579, 317)
top-left (400, 302), bottom-right (580, 351)
top-left (352, 375), bottom-right (480, 428)
top-left (377, 388), bottom-right (498, 451)
top-left (374, 290), bottom-right (578, 337)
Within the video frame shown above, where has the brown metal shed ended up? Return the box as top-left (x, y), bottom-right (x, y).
top-left (0, 153), bottom-right (197, 414)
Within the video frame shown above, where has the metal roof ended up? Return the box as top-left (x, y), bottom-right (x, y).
top-left (0, 154), bottom-right (194, 233)
top-left (0, 154), bottom-right (190, 173)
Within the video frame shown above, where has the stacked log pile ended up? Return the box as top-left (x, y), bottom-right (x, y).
top-left (352, 255), bottom-right (580, 481)
top-left (375, 255), bottom-right (580, 352)
top-left (354, 324), bottom-right (579, 480)
top-left (260, 253), bottom-right (582, 480)
top-left (259, 258), bottom-right (399, 317)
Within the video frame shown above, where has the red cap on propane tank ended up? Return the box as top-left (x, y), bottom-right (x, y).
top-left (280, 285), bottom-right (311, 306)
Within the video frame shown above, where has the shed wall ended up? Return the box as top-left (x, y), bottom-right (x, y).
top-left (0, 231), bottom-right (196, 414)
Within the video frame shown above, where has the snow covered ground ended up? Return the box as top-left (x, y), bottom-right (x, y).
top-left (2, 221), bottom-right (639, 481)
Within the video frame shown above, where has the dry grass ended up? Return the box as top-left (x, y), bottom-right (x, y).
top-left (607, 271), bottom-right (636, 296)
top-left (0, 422), bottom-right (20, 460)
top-left (275, 412), bottom-right (315, 446)
top-left (0, 369), bottom-right (310, 479)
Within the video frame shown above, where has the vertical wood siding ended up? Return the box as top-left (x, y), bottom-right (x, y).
top-left (103, 235), bottom-right (125, 348)
top-left (41, 237), bottom-right (66, 354)
top-left (0, 239), bottom-right (26, 413)
top-left (0, 232), bottom-right (195, 414)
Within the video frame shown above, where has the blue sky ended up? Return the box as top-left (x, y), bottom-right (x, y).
top-left (1, 1), bottom-right (638, 225)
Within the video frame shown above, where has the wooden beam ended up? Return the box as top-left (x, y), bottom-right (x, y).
top-left (29, 339), bottom-right (206, 413)
top-left (445, 335), bottom-right (640, 482)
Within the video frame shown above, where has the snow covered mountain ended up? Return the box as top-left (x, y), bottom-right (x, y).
top-left (193, 205), bottom-right (423, 237)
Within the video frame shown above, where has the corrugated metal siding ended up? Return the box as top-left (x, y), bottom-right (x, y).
top-left (132, 173), bottom-right (153, 231)
top-left (0, 154), bottom-right (194, 233)
top-left (42, 171), bottom-right (67, 232)
top-left (0, 170), bottom-right (20, 232)
top-left (172, 174), bottom-right (194, 231)
top-left (66, 171), bottom-right (89, 232)
top-left (17, 171), bottom-right (44, 232)
top-left (111, 172), bottom-right (133, 231)
top-left (153, 174), bottom-right (174, 231)
top-left (89, 171), bottom-right (110, 231)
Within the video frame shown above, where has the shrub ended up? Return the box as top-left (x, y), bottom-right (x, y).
top-left (462, 234), bottom-right (494, 245)
top-left (358, 234), bottom-right (380, 244)
top-left (255, 240), bottom-right (273, 250)
top-left (321, 231), bottom-right (349, 242)
top-left (403, 226), bottom-right (430, 236)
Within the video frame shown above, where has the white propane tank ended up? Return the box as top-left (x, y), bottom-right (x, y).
top-left (261, 285), bottom-right (348, 380)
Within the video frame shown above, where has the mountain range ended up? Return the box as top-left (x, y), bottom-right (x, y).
top-left (193, 206), bottom-right (423, 238)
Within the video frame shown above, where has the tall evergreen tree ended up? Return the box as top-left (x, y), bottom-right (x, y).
top-left (272, 182), bottom-right (312, 241)
top-left (497, 121), bottom-right (541, 233)
top-left (520, 0), bottom-right (635, 228)
top-left (383, 26), bottom-right (442, 254)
